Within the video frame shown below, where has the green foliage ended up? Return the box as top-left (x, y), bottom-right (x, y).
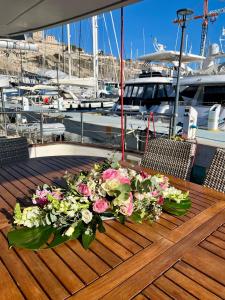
top-left (162, 197), bottom-right (191, 216)
top-left (118, 214), bottom-right (126, 224)
top-left (82, 232), bottom-right (96, 249)
top-left (14, 203), bottom-right (22, 221)
top-left (47, 229), bottom-right (71, 248)
top-left (141, 179), bottom-right (152, 192)
top-left (8, 226), bottom-right (54, 250)
top-left (131, 212), bottom-right (143, 223)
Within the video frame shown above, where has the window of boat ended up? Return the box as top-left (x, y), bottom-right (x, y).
top-left (127, 85), bottom-right (133, 97)
top-left (137, 86), bottom-right (144, 98)
top-left (131, 86), bottom-right (139, 97)
top-left (124, 85), bottom-right (129, 97)
top-left (203, 86), bottom-right (225, 105)
top-left (156, 84), bottom-right (166, 98)
top-left (143, 84), bottom-right (155, 99)
top-left (165, 84), bottom-right (175, 97)
top-left (128, 85), bottom-right (145, 98)
top-left (180, 86), bottom-right (198, 98)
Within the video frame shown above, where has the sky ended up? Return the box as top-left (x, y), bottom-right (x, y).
top-left (44, 0), bottom-right (225, 59)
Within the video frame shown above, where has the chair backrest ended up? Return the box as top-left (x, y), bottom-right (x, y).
top-left (203, 148), bottom-right (225, 193)
top-left (0, 137), bottom-right (29, 166)
top-left (141, 138), bottom-right (196, 180)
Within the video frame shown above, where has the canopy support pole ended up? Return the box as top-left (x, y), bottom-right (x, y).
top-left (120, 7), bottom-right (125, 161)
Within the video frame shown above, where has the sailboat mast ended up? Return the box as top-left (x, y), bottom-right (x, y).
top-left (92, 16), bottom-right (98, 98)
top-left (67, 24), bottom-right (72, 79)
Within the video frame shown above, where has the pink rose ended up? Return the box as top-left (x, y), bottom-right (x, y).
top-left (102, 169), bottom-right (119, 181)
top-left (119, 177), bottom-right (131, 185)
top-left (120, 201), bottom-right (133, 216)
top-left (120, 193), bottom-right (133, 216)
top-left (51, 191), bottom-right (62, 200)
top-left (152, 190), bottom-right (159, 197)
top-left (157, 196), bottom-right (164, 205)
top-left (159, 183), bottom-right (168, 190)
top-left (78, 183), bottom-right (91, 196)
top-left (127, 200), bottom-right (134, 216)
top-left (33, 189), bottom-right (50, 206)
top-left (93, 198), bottom-right (109, 213)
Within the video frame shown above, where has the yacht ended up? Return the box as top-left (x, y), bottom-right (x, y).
top-left (113, 44), bottom-right (225, 129)
top-left (112, 73), bottom-right (174, 114)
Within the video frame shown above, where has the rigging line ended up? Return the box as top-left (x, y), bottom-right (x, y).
top-left (111, 11), bottom-right (125, 81)
top-left (102, 13), bottom-right (118, 82)
top-left (110, 11), bottom-right (121, 60)
top-left (62, 25), bottom-right (64, 73)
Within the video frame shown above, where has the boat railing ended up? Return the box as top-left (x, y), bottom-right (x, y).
top-left (0, 110), bottom-right (174, 152)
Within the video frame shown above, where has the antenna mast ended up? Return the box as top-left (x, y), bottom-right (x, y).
top-left (200, 0), bottom-right (208, 56)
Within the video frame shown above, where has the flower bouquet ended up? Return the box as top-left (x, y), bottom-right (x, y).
top-left (8, 160), bottom-right (191, 250)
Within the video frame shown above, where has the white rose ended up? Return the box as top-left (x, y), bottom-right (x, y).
top-left (81, 209), bottom-right (93, 224)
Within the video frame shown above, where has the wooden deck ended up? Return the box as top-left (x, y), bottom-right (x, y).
top-left (0, 156), bottom-right (224, 300)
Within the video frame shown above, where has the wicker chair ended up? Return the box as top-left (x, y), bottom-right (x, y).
top-left (141, 138), bottom-right (196, 180)
top-left (203, 148), bottom-right (225, 193)
top-left (0, 137), bottom-right (29, 166)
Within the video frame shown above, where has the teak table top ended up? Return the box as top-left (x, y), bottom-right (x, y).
top-left (0, 156), bottom-right (224, 300)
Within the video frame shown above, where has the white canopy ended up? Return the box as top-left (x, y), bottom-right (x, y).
top-left (139, 51), bottom-right (205, 64)
top-left (0, 0), bottom-right (139, 36)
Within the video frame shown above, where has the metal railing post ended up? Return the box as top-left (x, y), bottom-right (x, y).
top-left (40, 112), bottom-right (44, 144)
top-left (80, 112), bottom-right (84, 143)
top-left (169, 116), bottom-right (173, 139)
top-left (124, 113), bottom-right (127, 150)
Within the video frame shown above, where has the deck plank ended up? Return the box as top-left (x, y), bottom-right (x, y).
top-left (0, 259), bottom-right (25, 300)
top-left (174, 261), bottom-right (225, 299)
top-left (183, 246), bottom-right (225, 286)
top-left (164, 268), bottom-right (221, 300)
top-left (0, 232), bottom-right (49, 300)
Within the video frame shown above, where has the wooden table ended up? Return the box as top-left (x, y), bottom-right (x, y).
top-left (0, 156), bottom-right (224, 300)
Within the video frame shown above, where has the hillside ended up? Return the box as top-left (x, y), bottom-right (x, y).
top-left (0, 32), bottom-right (145, 82)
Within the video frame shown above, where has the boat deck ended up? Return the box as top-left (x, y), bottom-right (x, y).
top-left (0, 156), bottom-right (224, 299)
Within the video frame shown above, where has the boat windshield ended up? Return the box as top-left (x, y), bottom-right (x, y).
top-left (143, 85), bottom-right (155, 99)
top-left (124, 83), bottom-right (175, 101)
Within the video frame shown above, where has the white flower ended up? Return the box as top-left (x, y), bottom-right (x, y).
top-left (70, 202), bottom-right (79, 212)
top-left (67, 210), bottom-right (75, 217)
top-left (136, 174), bottom-right (143, 182)
top-left (87, 180), bottom-right (96, 191)
top-left (66, 195), bottom-right (77, 202)
top-left (129, 169), bottom-right (137, 177)
top-left (151, 176), bottom-right (164, 186)
top-left (81, 209), bottom-right (93, 224)
top-left (65, 226), bottom-right (75, 236)
top-left (119, 168), bottom-right (128, 177)
top-left (85, 227), bottom-right (93, 235)
top-left (24, 220), bottom-right (33, 228)
top-left (134, 192), bottom-right (144, 201)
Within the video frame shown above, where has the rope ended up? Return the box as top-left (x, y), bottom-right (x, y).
top-left (144, 112), bottom-right (156, 153)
